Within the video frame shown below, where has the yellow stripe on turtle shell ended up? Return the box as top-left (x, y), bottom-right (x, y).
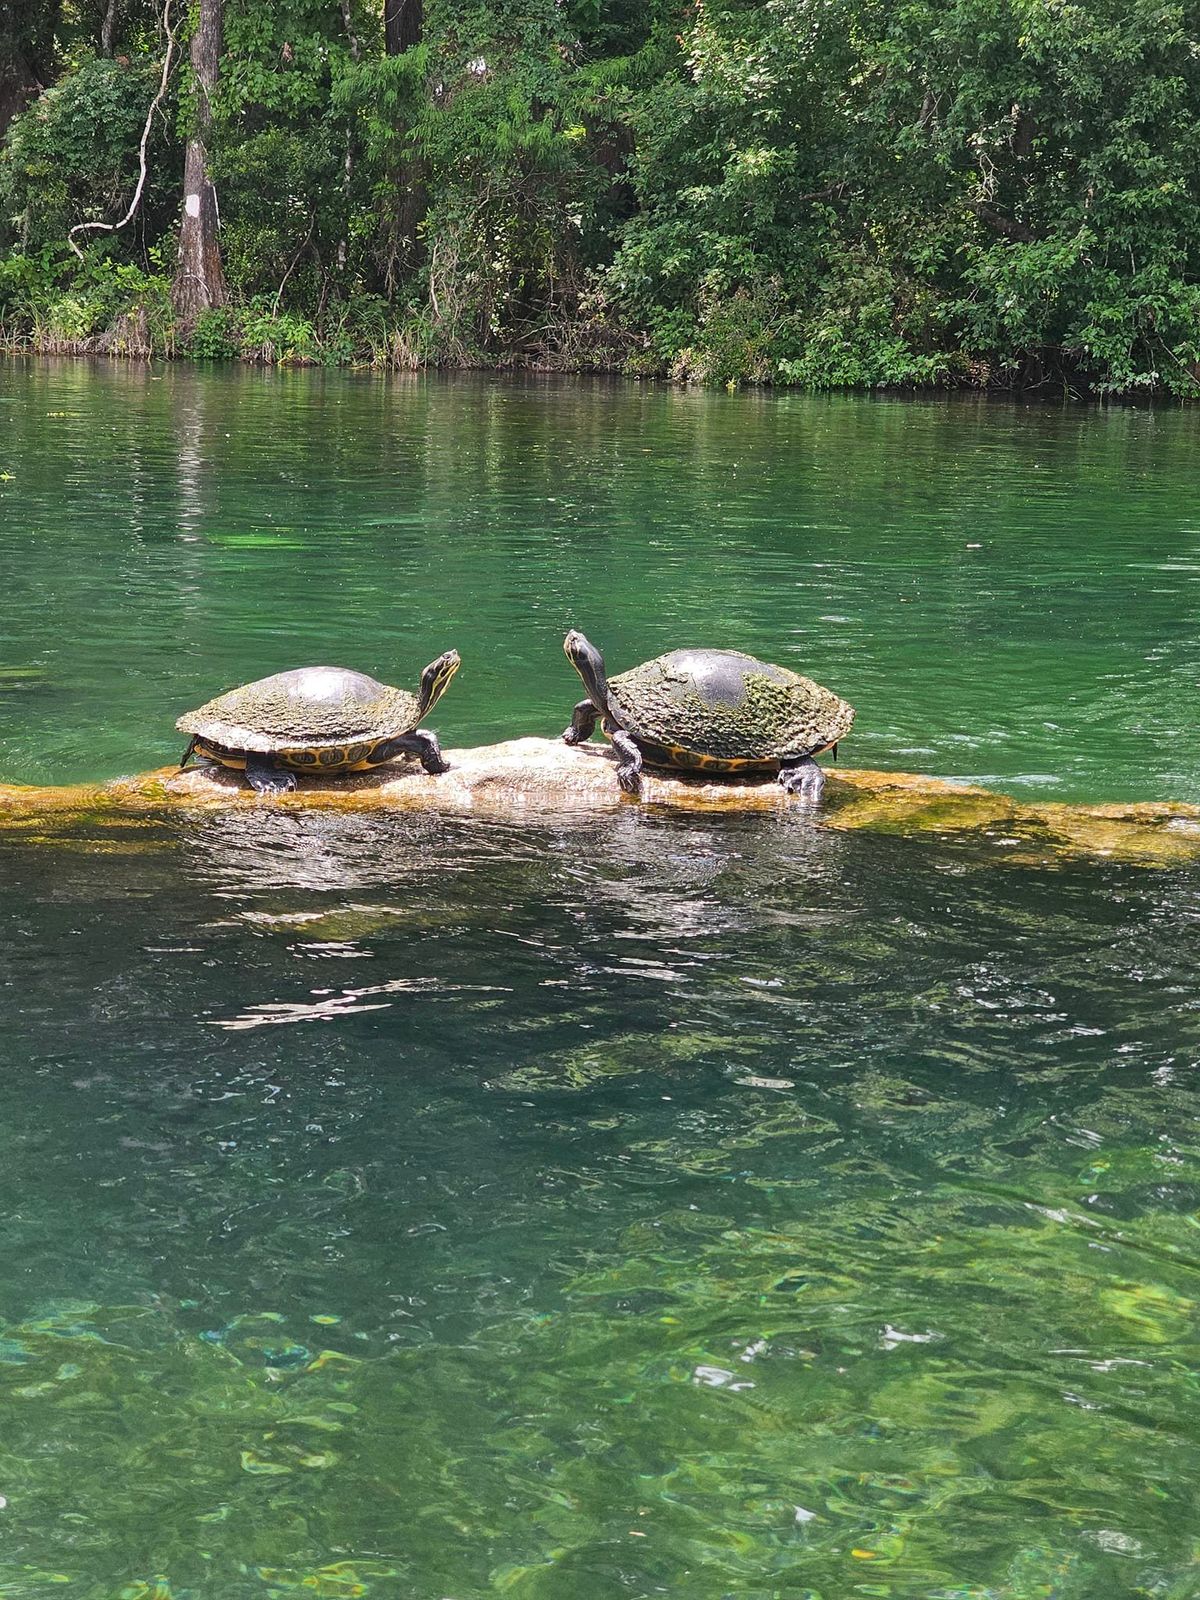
top-left (193, 740), bottom-right (247, 771)
top-left (277, 738), bottom-right (398, 773)
top-left (196, 737), bottom-right (404, 776)
top-left (660, 742), bottom-right (772, 773)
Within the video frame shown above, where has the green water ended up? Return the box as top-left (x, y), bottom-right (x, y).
top-left (2, 361), bottom-right (1200, 1600)
top-left (1, 360), bottom-right (1199, 800)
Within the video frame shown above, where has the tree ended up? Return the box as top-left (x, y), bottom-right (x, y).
top-left (0, 0), bottom-right (59, 140)
top-left (171, 0), bottom-right (226, 320)
top-left (382, 0), bottom-right (425, 287)
top-left (385, 0), bottom-right (422, 58)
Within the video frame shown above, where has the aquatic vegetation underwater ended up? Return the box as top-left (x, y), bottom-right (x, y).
top-left (0, 802), bottom-right (1198, 1599)
top-left (2, 368), bottom-right (1200, 1597)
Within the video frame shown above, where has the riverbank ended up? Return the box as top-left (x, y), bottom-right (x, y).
top-left (0, 287), bottom-right (1115, 391)
top-left (0, 305), bottom-right (635, 373)
top-left (0, 328), bottom-right (1121, 394)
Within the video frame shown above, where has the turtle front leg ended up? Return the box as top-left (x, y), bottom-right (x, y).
top-left (778, 756), bottom-right (824, 803)
top-left (562, 700), bottom-right (598, 745)
top-left (179, 735), bottom-right (198, 770)
top-left (245, 754), bottom-right (298, 796)
top-left (388, 730), bottom-right (451, 776)
top-left (608, 728), bottom-right (644, 796)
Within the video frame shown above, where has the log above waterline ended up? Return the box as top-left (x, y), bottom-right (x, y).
top-left (0, 737), bottom-right (1198, 868)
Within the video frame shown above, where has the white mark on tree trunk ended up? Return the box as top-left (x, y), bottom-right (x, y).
top-left (185, 192), bottom-right (202, 218)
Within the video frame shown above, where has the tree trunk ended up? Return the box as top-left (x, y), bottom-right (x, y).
top-left (383, 0), bottom-right (426, 287)
top-left (171, 0), bottom-right (227, 321)
top-left (337, 0), bottom-right (361, 274)
top-left (100, 0), bottom-right (120, 56)
top-left (0, 45), bottom-right (41, 141)
top-left (384, 0), bottom-right (422, 57)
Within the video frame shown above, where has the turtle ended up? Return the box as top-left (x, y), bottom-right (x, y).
top-left (561, 631), bottom-right (854, 801)
top-left (177, 652), bottom-right (461, 795)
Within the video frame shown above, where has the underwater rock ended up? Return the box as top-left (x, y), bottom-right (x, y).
top-left (0, 737), bottom-right (1198, 867)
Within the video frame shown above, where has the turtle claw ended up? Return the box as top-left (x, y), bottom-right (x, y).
top-left (778, 757), bottom-right (824, 803)
top-left (609, 729), bottom-right (644, 797)
top-left (563, 700), bottom-right (598, 746)
top-left (245, 756), bottom-right (297, 797)
top-left (388, 729), bottom-right (450, 776)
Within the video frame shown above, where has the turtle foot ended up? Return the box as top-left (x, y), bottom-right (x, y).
top-left (610, 729), bottom-right (644, 797)
top-left (778, 758), bottom-right (824, 803)
top-left (245, 756), bottom-right (298, 797)
top-left (563, 700), bottom-right (598, 745)
top-left (388, 729), bottom-right (450, 776)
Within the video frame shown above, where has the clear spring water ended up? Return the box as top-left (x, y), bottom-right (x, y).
top-left (1, 361), bottom-right (1199, 801)
top-left (0, 361), bottom-right (1199, 1600)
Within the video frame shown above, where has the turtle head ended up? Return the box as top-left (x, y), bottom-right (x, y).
top-left (416, 649), bottom-right (461, 718)
top-left (564, 630), bottom-right (610, 713)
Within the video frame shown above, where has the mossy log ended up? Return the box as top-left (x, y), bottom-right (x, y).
top-left (0, 737), bottom-right (1198, 867)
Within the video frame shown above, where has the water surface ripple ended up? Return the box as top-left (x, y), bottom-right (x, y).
top-left (1, 361), bottom-right (1198, 801)
top-left (0, 810), bottom-right (1198, 1598)
top-left (1, 365), bottom-right (1199, 1599)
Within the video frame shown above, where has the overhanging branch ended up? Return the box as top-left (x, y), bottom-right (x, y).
top-left (68, 0), bottom-right (179, 261)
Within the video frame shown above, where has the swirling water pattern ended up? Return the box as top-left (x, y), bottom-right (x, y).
top-left (0, 364), bottom-right (1198, 1598)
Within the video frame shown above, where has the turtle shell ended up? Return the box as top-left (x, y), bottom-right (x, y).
top-left (607, 649), bottom-right (854, 768)
top-left (177, 666), bottom-right (422, 755)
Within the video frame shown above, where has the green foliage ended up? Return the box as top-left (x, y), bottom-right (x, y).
top-left (775, 255), bottom-right (956, 390)
top-left (670, 283), bottom-right (788, 386)
top-left (239, 303), bottom-right (322, 363)
top-left (5, 0), bottom-right (1200, 390)
top-left (0, 52), bottom-right (174, 254)
top-left (186, 306), bottom-right (242, 359)
top-left (833, 0), bottom-right (1200, 393)
top-left (338, 0), bottom-right (626, 358)
top-left (0, 248), bottom-right (174, 354)
top-left (0, 245), bottom-right (61, 319)
top-left (210, 0), bottom-right (374, 306)
top-left (605, 0), bottom-right (1200, 392)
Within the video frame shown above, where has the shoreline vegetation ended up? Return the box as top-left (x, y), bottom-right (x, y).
top-left (4, 1), bottom-right (1200, 395)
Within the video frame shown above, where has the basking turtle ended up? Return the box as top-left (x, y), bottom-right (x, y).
top-left (561, 631), bottom-right (853, 800)
top-left (178, 652), bottom-right (461, 795)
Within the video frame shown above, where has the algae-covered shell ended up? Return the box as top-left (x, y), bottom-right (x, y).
top-left (608, 648), bottom-right (854, 767)
top-left (177, 666), bottom-right (424, 755)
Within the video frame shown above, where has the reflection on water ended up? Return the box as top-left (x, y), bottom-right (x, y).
top-left (3, 361), bottom-right (1199, 1596)
top-left (1, 360), bottom-right (1199, 801)
top-left (1, 805), bottom-right (1198, 1598)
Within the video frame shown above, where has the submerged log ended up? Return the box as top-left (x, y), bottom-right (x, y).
top-left (0, 737), bottom-right (1198, 868)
